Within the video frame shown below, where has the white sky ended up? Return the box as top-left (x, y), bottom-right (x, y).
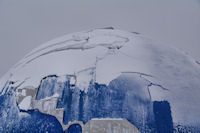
top-left (0, 0), bottom-right (200, 77)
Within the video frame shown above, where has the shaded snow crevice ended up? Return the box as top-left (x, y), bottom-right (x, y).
top-left (122, 71), bottom-right (153, 78)
top-left (131, 32), bottom-right (140, 34)
top-left (98, 27), bottom-right (115, 30)
top-left (24, 39), bottom-right (75, 59)
top-left (196, 61), bottom-right (200, 66)
top-left (20, 41), bottom-right (89, 68)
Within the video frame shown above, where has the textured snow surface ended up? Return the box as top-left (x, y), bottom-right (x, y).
top-left (0, 28), bottom-right (200, 128)
top-left (18, 96), bottom-right (31, 111)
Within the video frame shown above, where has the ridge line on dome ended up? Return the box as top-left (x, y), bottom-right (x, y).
top-left (24, 39), bottom-right (74, 59)
top-left (13, 31), bottom-right (130, 70)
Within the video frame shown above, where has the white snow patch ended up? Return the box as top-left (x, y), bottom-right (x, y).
top-left (57, 76), bottom-right (67, 83)
top-left (18, 96), bottom-right (32, 111)
top-left (76, 67), bottom-right (94, 92)
top-left (21, 89), bottom-right (26, 96)
top-left (40, 93), bottom-right (59, 101)
top-left (148, 85), bottom-right (166, 101)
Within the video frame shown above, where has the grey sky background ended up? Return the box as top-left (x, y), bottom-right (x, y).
top-left (0, 0), bottom-right (200, 77)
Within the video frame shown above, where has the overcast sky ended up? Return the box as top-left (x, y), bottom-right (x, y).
top-left (0, 0), bottom-right (200, 77)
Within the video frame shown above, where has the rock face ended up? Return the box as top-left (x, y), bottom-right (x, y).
top-left (1, 28), bottom-right (200, 132)
top-left (83, 119), bottom-right (140, 133)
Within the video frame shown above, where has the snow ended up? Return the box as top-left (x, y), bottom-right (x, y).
top-left (40, 93), bottom-right (59, 101)
top-left (76, 67), bottom-right (95, 92)
top-left (0, 28), bottom-right (200, 126)
top-left (18, 96), bottom-right (32, 111)
top-left (57, 76), bottom-right (67, 83)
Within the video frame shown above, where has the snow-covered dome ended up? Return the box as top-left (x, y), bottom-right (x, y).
top-left (0, 28), bottom-right (200, 133)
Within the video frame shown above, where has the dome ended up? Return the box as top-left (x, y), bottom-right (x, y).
top-left (0, 28), bottom-right (200, 133)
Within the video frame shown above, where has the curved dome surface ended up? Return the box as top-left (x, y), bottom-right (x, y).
top-left (0, 28), bottom-right (200, 132)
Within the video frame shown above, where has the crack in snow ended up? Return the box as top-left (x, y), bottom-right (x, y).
top-left (13, 32), bottom-right (129, 70)
top-left (24, 39), bottom-right (75, 58)
top-left (14, 40), bottom-right (89, 69)
top-left (122, 71), bottom-right (168, 101)
top-left (196, 61), bottom-right (200, 65)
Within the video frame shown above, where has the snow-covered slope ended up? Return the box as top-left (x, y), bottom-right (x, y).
top-left (0, 28), bottom-right (200, 132)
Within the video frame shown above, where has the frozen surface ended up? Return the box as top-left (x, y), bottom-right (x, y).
top-left (0, 28), bottom-right (200, 132)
